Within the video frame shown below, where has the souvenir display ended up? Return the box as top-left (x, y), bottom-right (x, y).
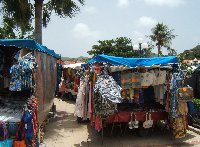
top-left (0, 39), bottom-right (59, 147)
top-left (75, 54), bottom-right (193, 140)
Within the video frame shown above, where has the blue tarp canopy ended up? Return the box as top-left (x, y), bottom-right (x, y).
top-left (0, 39), bottom-right (60, 58)
top-left (83, 54), bottom-right (178, 68)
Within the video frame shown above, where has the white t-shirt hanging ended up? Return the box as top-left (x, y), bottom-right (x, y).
top-left (152, 69), bottom-right (166, 85)
top-left (157, 70), bottom-right (167, 85)
top-left (140, 72), bottom-right (155, 87)
top-left (152, 69), bottom-right (159, 85)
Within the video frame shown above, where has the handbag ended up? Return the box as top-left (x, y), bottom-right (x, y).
top-left (13, 122), bottom-right (26, 147)
top-left (128, 112), bottom-right (133, 129)
top-left (128, 112), bottom-right (139, 129)
top-left (178, 87), bottom-right (193, 101)
top-left (132, 113), bottom-right (139, 128)
top-left (143, 113), bottom-right (153, 129)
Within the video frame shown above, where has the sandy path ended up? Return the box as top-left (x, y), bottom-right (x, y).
top-left (43, 98), bottom-right (200, 147)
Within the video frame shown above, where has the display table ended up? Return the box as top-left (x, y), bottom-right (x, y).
top-left (106, 111), bottom-right (168, 124)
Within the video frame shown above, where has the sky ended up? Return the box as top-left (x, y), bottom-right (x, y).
top-left (2, 0), bottom-right (200, 58)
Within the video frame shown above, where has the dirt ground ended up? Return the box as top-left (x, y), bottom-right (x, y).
top-left (43, 98), bottom-right (200, 147)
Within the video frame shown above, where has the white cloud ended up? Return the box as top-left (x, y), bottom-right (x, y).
top-left (84, 6), bottom-right (98, 14)
top-left (133, 31), bottom-right (144, 38)
top-left (72, 23), bottom-right (101, 39)
top-left (143, 0), bottom-right (185, 7)
top-left (137, 16), bottom-right (157, 27)
top-left (117, 0), bottom-right (130, 8)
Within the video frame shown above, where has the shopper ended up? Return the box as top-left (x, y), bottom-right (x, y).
top-left (59, 78), bottom-right (66, 99)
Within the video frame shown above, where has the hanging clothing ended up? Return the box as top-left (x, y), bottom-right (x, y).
top-left (88, 81), bottom-right (93, 118)
top-left (177, 101), bottom-right (188, 115)
top-left (131, 72), bottom-right (142, 88)
top-left (74, 80), bottom-right (85, 118)
top-left (153, 69), bottom-right (166, 85)
top-left (171, 116), bottom-right (187, 138)
top-left (140, 71), bottom-right (155, 87)
top-left (94, 74), bottom-right (122, 103)
top-left (9, 53), bottom-right (36, 91)
top-left (93, 92), bottom-right (118, 116)
top-left (121, 72), bottom-right (132, 89)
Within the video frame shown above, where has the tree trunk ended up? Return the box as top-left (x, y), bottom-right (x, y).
top-left (158, 44), bottom-right (161, 57)
top-left (35, 0), bottom-right (43, 44)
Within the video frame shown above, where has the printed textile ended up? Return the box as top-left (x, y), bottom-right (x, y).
top-left (121, 72), bottom-right (132, 89)
top-left (9, 53), bottom-right (36, 91)
top-left (170, 72), bottom-right (184, 117)
top-left (171, 116), bottom-right (187, 138)
top-left (94, 74), bottom-right (122, 103)
top-left (121, 72), bottom-right (142, 89)
top-left (93, 92), bottom-right (118, 116)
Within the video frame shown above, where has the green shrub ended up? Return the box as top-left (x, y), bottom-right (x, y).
top-left (193, 98), bottom-right (200, 110)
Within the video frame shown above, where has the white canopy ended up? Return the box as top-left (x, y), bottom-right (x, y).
top-left (62, 62), bottom-right (84, 70)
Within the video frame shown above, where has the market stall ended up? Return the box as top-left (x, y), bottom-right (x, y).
top-left (75, 54), bottom-right (194, 142)
top-left (0, 39), bottom-right (59, 147)
top-left (62, 62), bottom-right (84, 99)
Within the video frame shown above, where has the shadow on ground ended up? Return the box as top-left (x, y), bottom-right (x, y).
top-left (74, 122), bottom-right (198, 147)
top-left (44, 99), bottom-right (199, 147)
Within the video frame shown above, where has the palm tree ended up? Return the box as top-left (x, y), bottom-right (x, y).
top-left (149, 23), bottom-right (176, 56)
top-left (0, 0), bottom-right (84, 44)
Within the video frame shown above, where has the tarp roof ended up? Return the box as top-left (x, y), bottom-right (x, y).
top-left (83, 54), bottom-right (178, 68)
top-left (0, 39), bottom-right (60, 59)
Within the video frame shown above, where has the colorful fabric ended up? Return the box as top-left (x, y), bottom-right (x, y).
top-left (121, 72), bottom-right (132, 89)
top-left (171, 116), bottom-right (187, 138)
top-left (133, 88), bottom-right (139, 103)
top-left (94, 74), bottom-right (122, 103)
top-left (177, 101), bottom-right (188, 115)
top-left (93, 92), bottom-right (117, 116)
top-left (131, 73), bottom-right (141, 88)
top-left (9, 53), bottom-right (36, 91)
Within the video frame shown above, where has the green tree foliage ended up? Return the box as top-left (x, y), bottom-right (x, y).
top-left (179, 45), bottom-right (200, 60)
top-left (0, 0), bottom-right (84, 43)
top-left (0, 16), bottom-right (34, 39)
top-left (167, 47), bottom-right (177, 56)
top-left (88, 37), bottom-right (141, 58)
top-left (193, 98), bottom-right (200, 110)
top-left (177, 45), bottom-right (200, 76)
top-left (149, 23), bottom-right (176, 56)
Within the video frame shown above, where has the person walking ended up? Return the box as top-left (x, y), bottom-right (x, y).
top-left (59, 78), bottom-right (66, 99)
